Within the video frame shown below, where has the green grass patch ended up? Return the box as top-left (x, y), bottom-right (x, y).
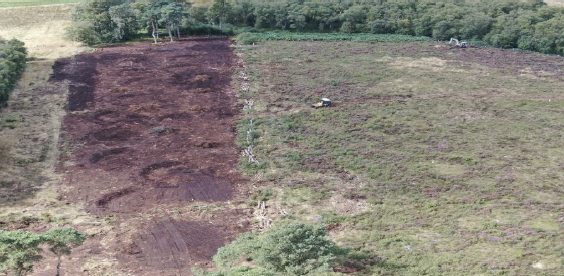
top-left (253, 32), bottom-right (433, 43)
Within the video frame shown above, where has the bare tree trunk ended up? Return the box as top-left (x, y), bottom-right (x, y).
top-left (151, 21), bottom-right (158, 44)
top-left (175, 23), bottom-right (180, 40)
top-left (56, 255), bottom-right (61, 276)
top-left (166, 23), bottom-right (173, 42)
top-left (156, 21), bottom-right (159, 39)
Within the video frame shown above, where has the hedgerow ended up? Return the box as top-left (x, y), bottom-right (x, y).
top-left (0, 37), bottom-right (27, 107)
top-left (254, 32), bottom-right (432, 42)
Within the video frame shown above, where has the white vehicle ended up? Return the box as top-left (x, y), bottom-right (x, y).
top-left (449, 38), bottom-right (468, 48)
top-left (311, 98), bottom-right (332, 109)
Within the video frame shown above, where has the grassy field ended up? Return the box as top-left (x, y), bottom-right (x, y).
top-left (237, 40), bottom-right (564, 275)
top-left (0, 4), bottom-right (82, 59)
top-left (545, 0), bottom-right (564, 6)
top-left (0, 0), bottom-right (80, 8)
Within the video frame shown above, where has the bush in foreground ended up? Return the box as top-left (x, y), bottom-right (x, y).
top-left (198, 222), bottom-right (346, 276)
top-left (0, 37), bottom-right (27, 107)
top-left (0, 228), bottom-right (86, 276)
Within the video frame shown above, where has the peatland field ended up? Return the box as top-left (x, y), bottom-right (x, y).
top-left (0, 1), bottom-right (563, 276)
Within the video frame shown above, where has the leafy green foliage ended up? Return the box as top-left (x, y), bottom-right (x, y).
top-left (0, 230), bottom-right (43, 276)
top-left (42, 227), bottom-right (86, 258)
top-left (0, 37), bottom-right (27, 107)
top-left (205, 222), bottom-right (343, 276)
top-left (69, 0), bottom-right (192, 45)
top-left (259, 222), bottom-right (338, 275)
top-left (66, 1), bottom-right (564, 54)
top-left (109, 3), bottom-right (139, 41)
top-left (206, 0), bottom-right (232, 29)
top-left (68, 0), bottom-right (132, 45)
top-left (42, 227), bottom-right (86, 276)
top-left (0, 228), bottom-right (86, 276)
top-left (222, 2), bottom-right (564, 55)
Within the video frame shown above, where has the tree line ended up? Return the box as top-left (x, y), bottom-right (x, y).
top-left (69, 0), bottom-right (564, 55)
top-left (68, 0), bottom-right (224, 45)
top-left (0, 37), bottom-right (26, 107)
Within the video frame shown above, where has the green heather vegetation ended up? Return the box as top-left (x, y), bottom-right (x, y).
top-left (232, 40), bottom-right (564, 275)
top-left (69, 0), bottom-right (564, 55)
top-left (247, 32), bottom-right (432, 42)
top-left (0, 38), bottom-right (27, 106)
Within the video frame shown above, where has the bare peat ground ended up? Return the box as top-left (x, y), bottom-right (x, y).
top-left (50, 37), bottom-right (251, 276)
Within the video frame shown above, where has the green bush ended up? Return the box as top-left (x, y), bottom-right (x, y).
top-left (531, 14), bottom-right (564, 55)
top-left (0, 37), bottom-right (27, 107)
top-left (0, 228), bottom-right (86, 276)
top-left (369, 19), bottom-right (392, 34)
top-left (235, 32), bottom-right (259, 45)
top-left (66, 20), bottom-right (101, 46)
top-left (205, 222), bottom-right (343, 276)
top-left (251, 32), bottom-right (432, 43)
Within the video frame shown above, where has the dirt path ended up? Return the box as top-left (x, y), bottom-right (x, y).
top-left (51, 37), bottom-right (251, 276)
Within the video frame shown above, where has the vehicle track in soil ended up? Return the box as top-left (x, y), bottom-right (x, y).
top-left (52, 37), bottom-right (250, 276)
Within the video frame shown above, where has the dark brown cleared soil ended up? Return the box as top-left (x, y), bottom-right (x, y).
top-left (52, 37), bottom-right (250, 276)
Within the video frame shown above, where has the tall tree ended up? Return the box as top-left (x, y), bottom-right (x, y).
top-left (161, 2), bottom-right (189, 41)
top-left (109, 3), bottom-right (139, 41)
top-left (42, 228), bottom-right (87, 276)
top-left (136, 1), bottom-right (166, 43)
top-left (207, 0), bottom-right (232, 31)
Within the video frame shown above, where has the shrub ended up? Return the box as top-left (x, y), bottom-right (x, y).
top-left (340, 21), bottom-right (355, 33)
top-left (0, 37), bottom-right (27, 107)
top-left (368, 19), bottom-right (391, 34)
top-left (236, 32), bottom-right (259, 45)
top-left (0, 230), bottom-right (43, 276)
top-left (0, 228), bottom-right (86, 276)
top-left (66, 20), bottom-right (101, 46)
top-left (531, 14), bottom-right (564, 55)
top-left (209, 222), bottom-right (342, 276)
